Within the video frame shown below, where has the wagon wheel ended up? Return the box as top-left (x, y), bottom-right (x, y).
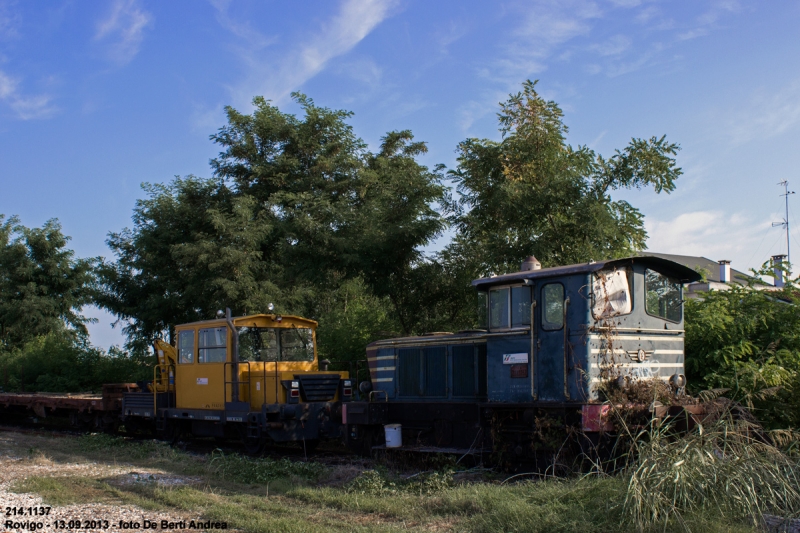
top-left (237, 425), bottom-right (266, 456)
top-left (163, 420), bottom-right (184, 445)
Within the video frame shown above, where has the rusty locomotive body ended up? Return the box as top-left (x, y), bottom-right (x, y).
top-left (343, 255), bottom-right (702, 462)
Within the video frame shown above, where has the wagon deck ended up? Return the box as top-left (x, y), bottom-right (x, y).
top-left (0, 383), bottom-right (140, 417)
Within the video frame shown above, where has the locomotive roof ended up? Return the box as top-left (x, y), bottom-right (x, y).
top-left (177, 314), bottom-right (318, 328)
top-left (471, 255), bottom-right (702, 290)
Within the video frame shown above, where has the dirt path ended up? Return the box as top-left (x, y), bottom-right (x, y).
top-left (0, 430), bottom-right (204, 532)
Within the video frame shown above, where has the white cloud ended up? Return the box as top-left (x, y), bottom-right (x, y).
top-left (589, 34), bottom-right (631, 56)
top-left (588, 129), bottom-right (607, 148)
top-left (724, 80), bottom-right (800, 145)
top-left (336, 57), bottom-right (383, 88)
top-left (645, 210), bottom-right (781, 272)
top-left (457, 89), bottom-right (508, 132)
top-left (0, 0), bottom-right (21, 40)
top-left (0, 69), bottom-right (56, 119)
top-left (95, 0), bottom-right (152, 65)
top-left (0, 69), bottom-right (15, 98)
top-left (501, 0), bottom-right (602, 80)
top-left (218, 0), bottom-right (398, 107)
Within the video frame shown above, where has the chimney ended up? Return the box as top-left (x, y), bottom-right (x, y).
top-left (772, 254), bottom-right (787, 288)
top-left (520, 255), bottom-right (542, 271)
top-left (718, 260), bottom-right (731, 283)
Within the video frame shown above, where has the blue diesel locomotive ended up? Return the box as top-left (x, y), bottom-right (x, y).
top-left (342, 255), bottom-right (702, 462)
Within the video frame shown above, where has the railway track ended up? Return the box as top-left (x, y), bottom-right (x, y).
top-left (0, 413), bottom-right (360, 465)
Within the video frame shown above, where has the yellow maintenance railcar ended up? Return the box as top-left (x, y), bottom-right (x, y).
top-left (122, 309), bottom-right (353, 452)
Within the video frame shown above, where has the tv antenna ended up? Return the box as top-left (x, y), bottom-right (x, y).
top-left (772, 180), bottom-right (795, 268)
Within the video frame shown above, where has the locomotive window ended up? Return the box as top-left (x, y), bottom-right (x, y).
top-left (237, 327), bottom-right (314, 362)
top-left (511, 286), bottom-right (531, 327)
top-left (477, 291), bottom-right (488, 329)
top-left (178, 330), bottom-right (194, 364)
top-left (541, 283), bottom-right (564, 331)
top-left (280, 328), bottom-right (315, 362)
top-left (198, 327), bottom-right (227, 363)
top-left (238, 327), bottom-right (278, 361)
top-left (645, 269), bottom-right (682, 322)
top-left (592, 267), bottom-right (632, 319)
top-left (490, 288), bottom-right (510, 329)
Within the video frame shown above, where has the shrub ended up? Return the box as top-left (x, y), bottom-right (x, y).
top-left (0, 333), bottom-right (150, 392)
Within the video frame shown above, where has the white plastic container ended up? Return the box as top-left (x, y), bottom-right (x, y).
top-left (384, 423), bottom-right (402, 448)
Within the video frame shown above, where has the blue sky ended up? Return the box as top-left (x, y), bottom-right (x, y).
top-left (1, 0), bottom-right (799, 348)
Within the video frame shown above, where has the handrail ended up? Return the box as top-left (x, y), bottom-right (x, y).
top-left (224, 361), bottom-right (251, 405)
top-left (530, 300), bottom-right (537, 400)
top-left (224, 308), bottom-right (240, 403)
top-left (369, 390), bottom-right (388, 402)
top-left (152, 363), bottom-right (175, 414)
top-left (589, 327), bottom-right (684, 334)
top-left (563, 297), bottom-right (571, 401)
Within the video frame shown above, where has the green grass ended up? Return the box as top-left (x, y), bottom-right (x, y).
top-left (7, 427), bottom-right (790, 533)
top-left (12, 477), bottom-right (123, 506)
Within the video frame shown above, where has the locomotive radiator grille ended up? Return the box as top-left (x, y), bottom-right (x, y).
top-left (295, 374), bottom-right (340, 401)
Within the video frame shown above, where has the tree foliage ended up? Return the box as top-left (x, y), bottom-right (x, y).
top-left (0, 333), bottom-right (149, 392)
top-left (0, 215), bottom-right (97, 349)
top-left (98, 94), bottom-right (447, 350)
top-left (446, 80), bottom-right (681, 276)
top-left (685, 264), bottom-right (800, 429)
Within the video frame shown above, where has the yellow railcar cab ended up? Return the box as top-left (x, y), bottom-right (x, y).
top-left (121, 310), bottom-right (351, 448)
top-left (172, 313), bottom-right (347, 411)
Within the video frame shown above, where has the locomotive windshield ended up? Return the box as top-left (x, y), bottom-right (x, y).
top-left (645, 269), bottom-right (682, 322)
top-left (592, 267), bottom-right (632, 319)
top-left (238, 326), bottom-right (315, 362)
top-left (487, 286), bottom-right (531, 329)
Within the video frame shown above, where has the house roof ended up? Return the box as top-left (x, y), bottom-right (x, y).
top-left (634, 252), bottom-right (762, 286)
top-left (472, 255), bottom-right (702, 290)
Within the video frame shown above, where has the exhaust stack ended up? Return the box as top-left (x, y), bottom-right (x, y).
top-left (521, 255), bottom-right (541, 271)
top-left (772, 254), bottom-right (787, 288)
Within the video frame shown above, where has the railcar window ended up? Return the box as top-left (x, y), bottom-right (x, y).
top-left (198, 327), bottom-right (227, 363)
top-left (490, 288), bottom-right (510, 329)
top-left (237, 327), bottom-right (314, 362)
top-left (280, 328), bottom-right (315, 362)
top-left (238, 327), bottom-right (278, 361)
top-left (511, 286), bottom-right (531, 327)
top-left (178, 330), bottom-right (194, 364)
top-left (476, 291), bottom-right (488, 328)
top-left (592, 268), bottom-right (632, 319)
top-left (645, 269), bottom-right (682, 322)
top-left (541, 283), bottom-right (564, 330)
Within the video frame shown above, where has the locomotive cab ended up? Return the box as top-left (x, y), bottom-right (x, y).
top-left (346, 255), bottom-right (700, 456)
top-left (173, 314), bottom-right (347, 411)
top-left (123, 311), bottom-right (351, 448)
top-left (475, 258), bottom-right (697, 403)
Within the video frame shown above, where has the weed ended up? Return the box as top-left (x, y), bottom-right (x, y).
top-left (622, 405), bottom-right (800, 530)
top-left (206, 449), bottom-right (326, 484)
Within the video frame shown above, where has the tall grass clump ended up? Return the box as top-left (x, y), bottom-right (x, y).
top-left (622, 404), bottom-right (800, 530)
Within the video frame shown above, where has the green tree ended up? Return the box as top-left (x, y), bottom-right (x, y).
top-left (210, 96), bottom-right (446, 305)
top-left (685, 264), bottom-right (800, 429)
top-left (446, 80), bottom-right (681, 276)
top-left (0, 333), bottom-right (148, 392)
top-left (99, 94), bottom-right (447, 349)
top-left (315, 277), bottom-right (400, 363)
top-left (0, 215), bottom-right (97, 349)
top-left (96, 178), bottom-right (289, 352)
